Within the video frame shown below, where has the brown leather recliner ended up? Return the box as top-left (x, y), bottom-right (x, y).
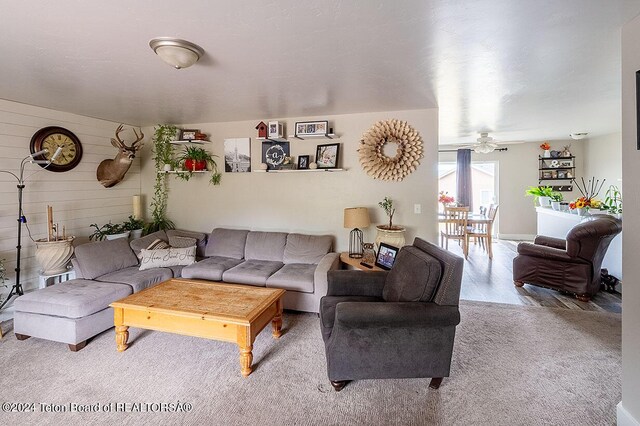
top-left (513, 215), bottom-right (622, 302)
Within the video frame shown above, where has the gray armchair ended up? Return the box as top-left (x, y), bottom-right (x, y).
top-left (319, 238), bottom-right (464, 391)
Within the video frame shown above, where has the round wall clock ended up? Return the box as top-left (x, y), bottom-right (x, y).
top-left (30, 126), bottom-right (83, 172)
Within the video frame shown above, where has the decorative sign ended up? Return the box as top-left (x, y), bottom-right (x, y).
top-left (261, 141), bottom-right (289, 170)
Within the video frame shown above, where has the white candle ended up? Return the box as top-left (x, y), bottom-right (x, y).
top-left (132, 195), bottom-right (142, 219)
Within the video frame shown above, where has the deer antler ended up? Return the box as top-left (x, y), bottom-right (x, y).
top-left (131, 128), bottom-right (144, 151)
top-left (112, 124), bottom-right (126, 148)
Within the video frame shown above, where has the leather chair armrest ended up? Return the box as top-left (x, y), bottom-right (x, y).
top-left (533, 235), bottom-right (566, 250)
top-left (334, 302), bottom-right (460, 328)
top-left (326, 270), bottom-right (387, 297)
top-left (517, 242), bottom-right (581, 262)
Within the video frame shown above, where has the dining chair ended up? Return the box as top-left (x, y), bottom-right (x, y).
top-left (440, 206), bottom-right (469, 259)
top-left (466, 204), bottom-right (499, 259)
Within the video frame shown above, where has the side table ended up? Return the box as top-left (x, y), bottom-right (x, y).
top-left (339, 252), bottom-right (383, 271)
top-left (38, 269), bottom-right (76, 289)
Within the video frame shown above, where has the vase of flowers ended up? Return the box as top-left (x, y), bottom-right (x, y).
top-left (438, 191), bottom-right (455, 211)
top-left (540, 142), bottom-right (551, 157)
top-left (568, 176), bottom-right (606, 216)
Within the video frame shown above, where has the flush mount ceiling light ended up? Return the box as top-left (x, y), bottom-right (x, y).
top-left (570, 132), bottom-right (588, 140)
top-left (149, 37), bottom-right (204, 69)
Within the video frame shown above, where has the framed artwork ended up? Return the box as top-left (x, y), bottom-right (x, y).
top-left (316, 143), bottom-right (339, 169)
top-left (375, 243), bottom-right (399, 270)
top-left (295, 120), bottom-right (328, 136)
top-left (180, 129), bottom-right (198, 140)
top-left (268, 121), bottom-right (283, 138)
top-left (224, 138), bottom-right (251, 173)
top-left (297, 155), bottom-right (310, 170)
top-left (261, 141), bottom-right (290, 170)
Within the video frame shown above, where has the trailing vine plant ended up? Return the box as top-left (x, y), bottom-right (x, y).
top-left (146, 125), bottom-right (177, 233)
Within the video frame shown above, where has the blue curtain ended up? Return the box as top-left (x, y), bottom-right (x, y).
top-left (456, 149), bottom-right (473, 210)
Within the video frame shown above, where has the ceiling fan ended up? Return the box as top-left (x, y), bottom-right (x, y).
top-left (469, 132), bottom-right (500, 154)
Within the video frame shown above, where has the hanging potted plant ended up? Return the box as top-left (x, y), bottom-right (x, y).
top-left (375, 196), bottom-right (406, 249)
top-left (177, 146), bottom-right (222, 185)
top-left (147, 125), bottom-right (177, 234)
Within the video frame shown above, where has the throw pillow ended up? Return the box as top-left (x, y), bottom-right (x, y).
top-left (168, 235), bottom-right (197, 248)
top-left (136, 238), bottom-right (171, 260)
top-left (139, 246), bottom-right (196, 271)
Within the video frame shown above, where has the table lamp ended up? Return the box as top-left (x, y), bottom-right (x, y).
top-left (344, 207), bottom-right (371, 258)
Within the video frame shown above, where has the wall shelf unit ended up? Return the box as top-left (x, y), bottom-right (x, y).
top-left (253, 168), bottom-right (345, 173)
top-left (157, 170), bottom-right (207, 175)
top-left (256, 137), bottom-right (288, 143)
top-left (288, 133), bottom-right (339, 140)
top-left (170, 140), bottom-right (210, 145)
top-left (538, 155), bottom-right (575, 191)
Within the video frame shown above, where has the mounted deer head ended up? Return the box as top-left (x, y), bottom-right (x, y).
top-left (97, 124), bottom-right (144, 188)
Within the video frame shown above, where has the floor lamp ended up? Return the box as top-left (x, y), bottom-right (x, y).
top-left (0, 147), bottom-right (62, 310)
top-left (344, 207), bottom-right (371, 258)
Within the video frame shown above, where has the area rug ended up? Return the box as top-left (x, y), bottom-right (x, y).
top-left (0, 300), bottom-right (620, 425)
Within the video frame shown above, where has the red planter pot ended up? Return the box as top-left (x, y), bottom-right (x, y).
top-left (185, 159), bottom-right (207, 171)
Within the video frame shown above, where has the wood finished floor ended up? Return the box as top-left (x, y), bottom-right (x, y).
top-left (444, 239), bottom-right (622, 314)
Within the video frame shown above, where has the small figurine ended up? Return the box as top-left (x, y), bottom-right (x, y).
top-left (562, 144), bottom-right (572, 157)
top-left (255, 121), bottom-right (268, 138)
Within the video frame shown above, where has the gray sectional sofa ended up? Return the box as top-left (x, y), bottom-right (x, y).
top-left (13, 228), bottom-right (338, 350)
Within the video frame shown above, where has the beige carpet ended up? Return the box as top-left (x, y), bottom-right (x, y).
top-left (0, 301), bottom-right (620, 425)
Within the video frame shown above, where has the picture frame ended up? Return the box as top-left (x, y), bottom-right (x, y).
top-left (375, 243), bottom-right (399, 270)
top-left (297, 155), bottom-right (310, 170)
top-left (268, 121), bottom-right (283, 138)
top-left (315, 143), bottom-right (340, 169)
top-left (637, 70), bottom-right (640, 150)
top-left (543, 171), bottom-right (552, 179)
top-left (261, 141), bottom-right (290, 170)
top-left (295, 120), bottom-right (329, 136)
top-left (224, 138), bottom-right (251, 173)
top-left (180, 129), bottom-right (198, 141)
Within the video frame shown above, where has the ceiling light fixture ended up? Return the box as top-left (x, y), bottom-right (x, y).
top-left (149, 37), bottom-right (204, 69)
top-left (570, 132), bottom-right (588, 140)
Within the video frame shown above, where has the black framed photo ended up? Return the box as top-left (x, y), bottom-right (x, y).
top-left (375, 243), bottom-right (399, 270)
top-left (295, 120), bottom-right (328, 136)
top-left (297, 155), bottom-right (310, 170)
top-left (180, 129), bottom-right (198, 141)
top-left (261, 141), bottom-right (290, 170)
top-left (637, 71), bottom-right (640, 150)
top-left (316, 143), bottom-right (339, 169)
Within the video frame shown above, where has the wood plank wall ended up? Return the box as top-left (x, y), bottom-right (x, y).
top-left (0, 99), bottom-right (142, 296)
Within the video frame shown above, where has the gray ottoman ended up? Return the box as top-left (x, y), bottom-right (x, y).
top-left (13, 279), bottom-right (132, 351)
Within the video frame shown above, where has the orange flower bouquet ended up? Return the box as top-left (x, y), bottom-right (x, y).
top-left (540, 142), bottom-right (551, 151)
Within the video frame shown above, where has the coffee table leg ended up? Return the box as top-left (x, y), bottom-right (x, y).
top-left (114, 307), bottom-right (129, 352)
top-left (272, 299), bottom-right (283, 339)
top-left (239, 344), bottom-right (253, 377)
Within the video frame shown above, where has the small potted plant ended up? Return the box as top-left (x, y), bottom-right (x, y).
top-left (89, 222), bottom-right (129, 241)
top-left (178, 146), bottom-right (222, 185)
top-left (525, 186), bottom-right (554, 207)
top-left (549, 192), bottom-right (563, 211)
top-left (603, 185), bottom-right (622, 218)
top-left (375, 196), bottom-right (406, 249)
top-left (540, 142), bottom-right (551, 158)
top-left (122, 215), bottom-right (145, 240)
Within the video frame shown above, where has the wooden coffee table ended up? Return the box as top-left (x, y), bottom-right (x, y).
top-left (109, 278), bottom-right (285, 377)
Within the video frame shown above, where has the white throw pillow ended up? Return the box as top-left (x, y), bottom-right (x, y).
top-left (139, 246), bottom-right (196, 270)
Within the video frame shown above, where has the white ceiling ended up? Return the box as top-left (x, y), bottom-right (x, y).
top-left (1, 0), bottom-right (639, 144)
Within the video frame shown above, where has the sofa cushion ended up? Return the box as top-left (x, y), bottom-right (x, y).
top-left (130, 230), bottom-right (168, 256)
top-left (181, 256), bottom-right (244, 281)
top-left (95, 266), bottom-right (173, 293)
top-left (168, 235), bottom-right (197, 248)
top-left (14, 279), bottom-right (132, 319)
top-left (167, 229), bottom-right (208, 258)
top-left (205, 228), bottom-right (250, 259)
top-left (74, 238), bottom-right (139, 280)
top-left (139, 246), bottom-right (196, 270)
top-left (245, 231), bottom-right (287, 262)
top-left (266, 263), bottom-right (315, 293)
top-left (222, 260), bottom-right (284, 286)
top-left (382, 246), bottom-right (442, 302)
top-left (283, 233), bottom-right (332, 264)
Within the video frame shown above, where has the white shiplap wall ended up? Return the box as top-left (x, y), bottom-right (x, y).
top-left (0, 99), bottom-right (142, 297)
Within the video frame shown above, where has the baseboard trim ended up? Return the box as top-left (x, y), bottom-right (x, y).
top-left (497, 234), bottom-right (535, 241)
top-left (618, 402), bottom-right (640, 426)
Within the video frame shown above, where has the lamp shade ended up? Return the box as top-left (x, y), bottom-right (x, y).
top-left (344, 207), bottom-right (371, 229)
top-left (149, 38), bottom-right (205, 69)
